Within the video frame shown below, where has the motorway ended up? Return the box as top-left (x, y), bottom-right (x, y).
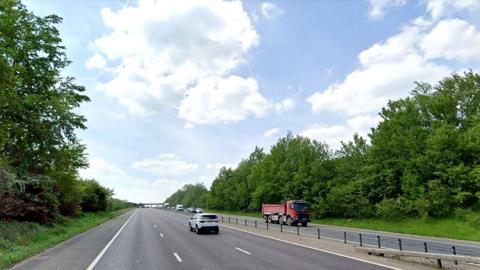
top-left (10, 208), bottom-right (397, 270)
top-left (215, 213), bottom-right (480, 257)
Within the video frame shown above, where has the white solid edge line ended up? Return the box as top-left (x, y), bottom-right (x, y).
top-left (86, 210), bottom-right (136, 270)
top-left (234, 247), bottom-right (251, 255)
top-left (174, 253), bottom-right (183, 262)
top-left (221, 224), bottom-right (403, 270)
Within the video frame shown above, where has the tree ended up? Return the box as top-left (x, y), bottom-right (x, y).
top-left (0, 0), bottom-right (90, 217)
top-left (79, 179), bottom-right (112, 212)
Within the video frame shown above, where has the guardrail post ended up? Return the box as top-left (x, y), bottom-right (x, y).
top-left (245, 219), bottom-right (247, 226)
top-left (266, 221), bottom-right (268, 230)
top-left (297, 225), bottom-right (299, 236)
top-left (359, 233), bottom-right (363, 247)
top-left (344, 232), bottom-right (347, 244)
top-left (398, 239), bottom-right (403, 251)
top-left (255, 220), bottom-right (257, 228)
top-left (317, 228), bottom-right (320, 239)
top-left (221, 216), bottom-right (224, 223)
top-left (437, 259), bottom-right (442, 269)
top-left (452, 246), bottom-right (457, 265)
top-left (424, 242), bottom-right (428, 253)
top-left (236, 218), bottom-right (238, 224)
top-left (280, 222), bottom-right (283, 232)
top-left (228, 217), bottom-right (230, 223)
top-left (377, 235), bottom-right (381, 248)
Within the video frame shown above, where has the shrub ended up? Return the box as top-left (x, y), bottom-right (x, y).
top-left (376, 197), bottom-right (418, 218)
top-left (418, 180), bottom-right (453, 218)
top-left (325, 183), bottom-right (375, 218)
top-left (0, 167), bottom-right (59, 224)
top-left (79, 179), bottom-right (112, 212)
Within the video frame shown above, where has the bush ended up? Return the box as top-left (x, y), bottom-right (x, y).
top-left (418, 180), bottom-right (453, 218)
top-left (0, 167), bottom-right (59, 224)
top-left (325, 183), bottom-right (375, 218)
top-left (79, 179), bottom-right (112, 212)
top-left (376, 197), bottom-right (418, 218)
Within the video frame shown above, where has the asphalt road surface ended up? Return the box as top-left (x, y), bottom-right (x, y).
top-left (212, 213), bottom-right (480, 257)
top-left (10, 208), bottom-right (397, 270)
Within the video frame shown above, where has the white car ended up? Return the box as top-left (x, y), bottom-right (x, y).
top-left (189, 213), bottom-right (219, 234)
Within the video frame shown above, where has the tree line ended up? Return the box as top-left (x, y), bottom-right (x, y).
top-left (0, 0), bottom-right (133, 224)
top-left (166, 71), bottom-right (480, 219)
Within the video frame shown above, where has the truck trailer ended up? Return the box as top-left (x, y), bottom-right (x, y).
top-left (262, 200), bottom-right (311, 227)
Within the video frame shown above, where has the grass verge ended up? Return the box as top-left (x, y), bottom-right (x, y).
top-left (0, 208), bottom-right (132, 269)
top-left (311, 217), bottom-right (480, 242)
top-left (206, 209), bottom-right (480, 242)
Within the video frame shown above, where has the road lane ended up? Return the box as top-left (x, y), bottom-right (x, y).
top-left (92, 209), bottom-right (180, 270)
top-left (145, 209), bottom-right (394, 270)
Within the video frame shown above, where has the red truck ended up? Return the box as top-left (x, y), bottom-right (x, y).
top-left (262, 200), bottom-right (311, 227)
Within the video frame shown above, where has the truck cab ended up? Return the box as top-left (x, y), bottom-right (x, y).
top-left (286, 200), bottom-right (311, 226)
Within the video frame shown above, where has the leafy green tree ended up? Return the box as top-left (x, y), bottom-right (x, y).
top-left (79, 179), bottom-right (112, 212)
top-left (0, 0), bottom-right (90, 217)
top-left (165, 184), bottom-right (208, 208)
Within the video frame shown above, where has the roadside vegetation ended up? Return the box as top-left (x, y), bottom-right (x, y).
top-left (0, 209), bottom-right (131, 269)
top-left (0, 1), bottom-right (134, 268)
top-left (166, 71), bottom-right (480, 240)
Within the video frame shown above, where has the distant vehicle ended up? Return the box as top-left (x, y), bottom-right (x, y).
top-left (189, 213), bottom-right (219, 234)
top-left (262, 200), bottom-right (311, 227)
top-left (186, 207), bottom-right (194, 213)
top-left (194, 208), bottom-right (203, 213)
top-left (164, 202), bottom-right (170, 208)
top-left (176, 204), bottom-right (184, 211)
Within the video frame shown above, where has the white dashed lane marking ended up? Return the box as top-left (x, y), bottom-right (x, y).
top-left (234, 247), bottom-right (251, 255)
top-left (174, 253), bottom-right (183, 262)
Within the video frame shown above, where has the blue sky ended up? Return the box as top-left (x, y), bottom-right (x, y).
top-left (24, 0), bottom-right (480, 203)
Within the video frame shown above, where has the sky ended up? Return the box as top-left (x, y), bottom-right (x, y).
top-left (23, 0), bottom-right (480, 203)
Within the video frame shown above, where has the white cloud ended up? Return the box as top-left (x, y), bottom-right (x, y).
top-left (274, 98), bottom-right (295, 112)
top-left (307, 13), bottom-right (457, 117)
top-left (206, 163), bottom-right (236, 170)
top-left (88, 0), bottom-right (264, 123)
top-left (301, 114), bottom-right (381, 150)
top-left (259, 2), bottom-right (284, 19)
top-left (367, 0), bottom-right (406, 21)
top-left (421, 19), bottom-right (480, 62)
top-left (178, 76), bottom-right (271, 126)
top-left (131, 154), bottom-right (199, 176)
top-left (86, 53), bottom-right (106, 70)
top-left (424, 0), bottom-right (480, 20)
top-left (81, 157), bottom-right (131, 181)
top-left (80, 158), bottom-right (182, 203)
top-left (301, 125), bottom-right (351, 149)
top-left (347, 114), bottom-right (382, 132)
top-left (263, 127), bottom-right (280, 137)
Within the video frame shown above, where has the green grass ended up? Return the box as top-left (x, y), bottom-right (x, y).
top-left (311, 216), bottom-right (480, 242)
top-left (207, 209), bottom-right (480, 242)
top-left (0, 208), bottom-right (131, 269)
